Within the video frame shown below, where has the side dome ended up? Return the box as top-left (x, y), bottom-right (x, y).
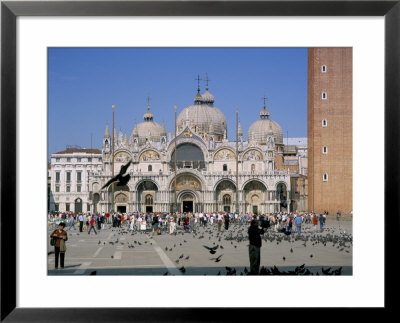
top-left (247, 101), bottom-right (283, 145)
top-left (133, 103), bottom-right (164, 145)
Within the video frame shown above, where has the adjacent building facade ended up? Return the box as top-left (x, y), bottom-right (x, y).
top-left (308, 48), bottom-right (352, 215)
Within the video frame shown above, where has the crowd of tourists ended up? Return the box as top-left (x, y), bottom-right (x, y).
top-left (48, 210), bottom-right (335, 236)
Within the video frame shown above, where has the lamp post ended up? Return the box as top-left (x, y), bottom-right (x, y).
top-left (111, 104), bottom-right (115, 213)
top-left (235, 106), bottom-right (239, 215)
top-left (174, 105), bottom-right (177, 214)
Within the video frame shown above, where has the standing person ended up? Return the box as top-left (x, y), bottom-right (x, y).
top-left (50, 222), bottom-right (68, 269)
top-left (152, 213), bottom-right (159, 236)
top-left (101, 213), bottom-right (105, 230)
top-left (169, 216), bottom-right (176, 234)
top-left (88, 216), bottom-right (97, 235)
top-left (67, 213), bottom-right (76, 231)
top-left (319, 213), bottom-right (326, 232)
top-left (217, 213), bottom-right (223, 232)
top-left (293, 214), bottom-right (303, 237)
top-left (129, 214), bottom-right (135, 231)
top-left (224, 213), bottom-right (230, 231)
top-left (312, 213), bottom-right (318, 232)
top-left (248, 220), bottom-right (264, 275)
top-left (78, 213), bottom-right (84, 232)
top-left (189, 215), bottom-right (194, 232)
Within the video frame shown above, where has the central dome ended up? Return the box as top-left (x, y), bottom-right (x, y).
top-left (177, 87), bottom-right (227, 141)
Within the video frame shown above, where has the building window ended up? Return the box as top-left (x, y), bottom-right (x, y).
top-left (322, 119), bottom-right (328, 127)
top-left (148, 165), bottom-right (152, 172)
top-left (77, 185), bottom-right (81, 192)
top-left (322, 146), bottom-right (328, 154)
top-left (77, 171), bottom-right (82, 183)
top-left (55, 186), bottom-right (60, 192)
top-left (321, 65), bottom-right (327, 73)
top-left (67, 157), bottom-right (71, 162)
top-left (55, 172), bottom-right (60, 183)
top-left (87, 203), bottom-right (90, 211)
top-left (56, 158), bottom-right (60, 162)
top-left (223, 194), bottom-right (231, 205)
top-left (323, 173), bottom-right (328, 182)
top-left (55, 204), bottom-right (59, 212)
top-left (77, 158), bottom-right (81, 162)
top-left (223, 164), bottom-right (227, 171)
top-left (88, 157), bottom-right (92, 162)
top-left (66, 203), bottom-right (70, 211)
top-left (322, 92), bottom-right (327, 100)
top-left (66, 185), bottom-right (70, 192)
top-left (145, 194), bottom-right (153, 205)
top-left (66, 172), bottom-right (71, 182)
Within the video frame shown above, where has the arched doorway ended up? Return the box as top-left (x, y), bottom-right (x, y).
top-left (179, 191), bottom-right (197, 213)
top-left (108, 184), bottom-right (129, 213)
top-left (171, 174), bottom-right (203, 212)
top-left (243, 180), bottom-right (267, 214)
top-left (93, 193), bottom-right (100, 213)
top-left (215, 179), bottom-right (236, 213)
top-left (75, 198), bottom-right (82, 214)
top-left (137, 180), bottom-right (158, 213)
top-left (276, 182), bottom-right (288, 212)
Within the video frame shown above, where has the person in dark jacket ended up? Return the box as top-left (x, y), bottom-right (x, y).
top-left (248, 220), bottom-right (264, 275)
top-left (50, 222), bottom-right (68, 269)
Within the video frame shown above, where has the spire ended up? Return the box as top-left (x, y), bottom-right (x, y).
top-left (260, 93), bottom-right (270, 119)
top-left (118, 129), bottom-right (123, 143)
top-left (162, 120), bottom-right (166, 135)
top-left (143, 95), bottom-right (154, 121)
top-left (124, 134), bottom-right (128, 145)
top-left (201, 73), bottom-right (215, 106)
top-left (132, 123), bottom-right (138, 136)
top-left (104, 123), bottom-right (110, 138)
top-left (194, 74), bottom-right (203, 104)
top-left (238, 121), bottom-right (243, 137)
top-left (205, 73), bottom-right (210, 91)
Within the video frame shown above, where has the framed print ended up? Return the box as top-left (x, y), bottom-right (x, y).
top-left (1, 0), bottom-right (398, 321)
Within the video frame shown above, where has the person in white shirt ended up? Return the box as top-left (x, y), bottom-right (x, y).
top-left (129, 214), bottom-right (135, 231)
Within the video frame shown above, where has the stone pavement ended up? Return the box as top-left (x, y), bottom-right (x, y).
top-left (48, 218), bottom-right (352, 276)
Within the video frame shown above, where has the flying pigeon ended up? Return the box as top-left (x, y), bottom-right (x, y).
top-left (101, 161), bottom-right (132, 189)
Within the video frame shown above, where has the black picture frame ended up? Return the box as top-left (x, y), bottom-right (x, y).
top-left (1, 0), bottom-right (397, 321)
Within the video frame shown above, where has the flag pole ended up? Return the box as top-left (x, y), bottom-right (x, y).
top-left (111, 104), bottom-right (115, 213)
top-left (174, 105), bottom-right (177, 214)
top-left (236, 106), bottom-right (239, 215)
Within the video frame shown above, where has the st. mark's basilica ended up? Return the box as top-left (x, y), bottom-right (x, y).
top-left (49, 80), bottom-right (308, 215)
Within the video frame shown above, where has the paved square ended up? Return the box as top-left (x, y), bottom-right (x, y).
top-left (48, 218), bottom-right (352, 276)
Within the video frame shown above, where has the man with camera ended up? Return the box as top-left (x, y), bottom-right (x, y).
top-left (248, 219), bottom-right (265, 275)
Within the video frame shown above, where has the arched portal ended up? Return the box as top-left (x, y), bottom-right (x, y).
top-left (276, 182), bottom-right (288, 212)
top-left (93, 193), bottom-right (100, 213)
top-left (178, 191), bottom-right (198, 213)
top-left (108, 184), bottom-right (129, 213)
top-left (137, 181), bottom-right (158, 213)
top-left (215, 179), bottom-right (236, 213)
top-left (74, 197), bottom-right (82, 214)
top-left (170, 174), bottom-right (203, 213)
top-left (170, 143), bottom-right (205, 170)
top-left (243, 180), bottom-right (267, 215)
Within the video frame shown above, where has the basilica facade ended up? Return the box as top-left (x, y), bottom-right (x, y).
top-left (49, 84), bottom-right (306, 215)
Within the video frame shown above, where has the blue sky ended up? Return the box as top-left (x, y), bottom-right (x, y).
top-left (48, 48), bottom-right (307, 156)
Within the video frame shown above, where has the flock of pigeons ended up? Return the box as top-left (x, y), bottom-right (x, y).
top-left (64, 218), bottom-right (351, 276)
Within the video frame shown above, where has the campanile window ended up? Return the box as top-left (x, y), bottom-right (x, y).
top-left (322, 119), bottom-right (328, 127)
top-left (321, 65), bottom-right (327, 73)
top-left (322, 92), bottom-right (327, 100)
